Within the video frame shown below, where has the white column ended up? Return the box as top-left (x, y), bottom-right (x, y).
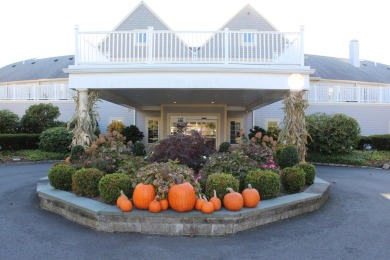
top-left (78, 89), bottom-right (88, 119)
top-left (300, 26), bottom-right (305, 67)
top-left (224, 28), bottom-right (229, 64)
top-left (74, 25), bottom-right (80, 65)
top-left (147, 26), bottom-right (154, 64)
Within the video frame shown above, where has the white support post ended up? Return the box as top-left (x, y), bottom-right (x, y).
top-left (224, 28), bottom-right (229, 64)
top-left (300, 26), bottom-right (305, 67)
top-left (379, 87), bottom-right (383, 103)
top-left (147, 26), bottom-right (154, 64)
top-left (74, 25), bottom-right (80, 65)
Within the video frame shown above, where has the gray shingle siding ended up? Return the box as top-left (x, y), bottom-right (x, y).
top-left (115, 3), bottom-right (169, 31)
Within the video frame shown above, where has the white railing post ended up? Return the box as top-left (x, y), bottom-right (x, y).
top-left (147, 26), bottom-right (154, 64)
top-left (357, 85), bottom-right (361, 102)
top-left (12, 85), bottom-right (16, 100)
top-left (74, 25), bottom-right (80, 65)
top-left (224, 28), bottom-right (229, 64)
top-left (300, 26), bottom-right (305, 66)
top-left (379, 87), bottom-right (383, 103)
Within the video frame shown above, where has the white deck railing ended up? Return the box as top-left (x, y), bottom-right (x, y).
top-left (75, 27), bottom-right (304, 66)
top-left (0, 84), bottom-right (75, 101)
top-left (306, 85), bottom-right (390, 104)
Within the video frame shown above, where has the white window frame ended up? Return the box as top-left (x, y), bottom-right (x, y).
top-left (134, 32), bottom-right (147, 46)
top-left (145, 117), bottom-right (160, 144)
top-left (241, 30), bottom-right (257, 46)
top-left (228, 118), bottom-right (244, 144)
top-left (265, 118), bottom-right (280, 130)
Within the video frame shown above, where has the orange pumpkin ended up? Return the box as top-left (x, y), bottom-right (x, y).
top-left (201, 196), bottom-right (214, 214)
top-left (209, 190), bottom-right (222, 211)
top-left (116, 190), bottom-right (128, 208)
top-left (168, 179), bottom-right (196, 212)
top-left (65, 157), bottom-right (70, 163)
top-left (242, 184), bottom-right (260, 208)
top-left (159, 198), bottom-right (169, 211)
top-left (120, 198), bottom-right (133, 212)
top-left (149, 196), bottom-right (162, 213)
top-left (223, 187), bottom-right (243, 211)
top-left (133, 183), bottom-right (155, 210)
top-left (195, 194), bottom-right (204, 211)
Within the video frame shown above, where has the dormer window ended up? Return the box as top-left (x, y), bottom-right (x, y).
top-left (135, 32), bottom-right (147, 45)
top-left (241, 31), bottom-right (257, 46)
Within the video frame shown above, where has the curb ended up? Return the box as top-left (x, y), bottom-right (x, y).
top-left (37, 177), bottom-right (330, 236)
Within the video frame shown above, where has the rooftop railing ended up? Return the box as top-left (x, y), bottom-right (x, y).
top-left (0, 84), bottom-right (74, 101)
top-left (74, 27), bottom-right (304, 66)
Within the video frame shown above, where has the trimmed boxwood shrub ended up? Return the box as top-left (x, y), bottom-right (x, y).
top-left (39, 127), bottom-right (72, 153)
top-left (0, 134), bottom-right (40, 150)
top-left (369, 135), bottom-right (390, 151)
top-left (205, 173), bottom-right (239, 201)
top-left (70, 145), bottom-right (85, 162)
top-left (281, 167), bottom-right (305, 194)
top-left (98, 173), bottom-right (133, 205)
top-left (72, 168), bottom-right (103, 197)
top-left (91, 158), bottom-right (116, 174)
top-left (294, 162), bottom-right (316, 185)
top-left (48, 162), bottom-right (76, 191)
top-left (132, 141), bottom-right (145, 156)
top-left (218, 142), bottom-right (231, 153)
top-left (245, 169), bottom-right (280, 200)
top-left (277, 145), bottom-right (299, 169)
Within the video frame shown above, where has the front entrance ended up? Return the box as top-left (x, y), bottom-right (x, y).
top-left (169, 115), bottom-right (218, 147)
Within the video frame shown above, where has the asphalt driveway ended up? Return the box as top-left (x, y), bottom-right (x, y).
top-left (1, 162), bottom-right (390, 260)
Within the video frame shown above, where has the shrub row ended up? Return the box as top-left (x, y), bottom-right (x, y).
top-left (0, 134), bottom-right (40, 150)
top-left (358, 135), bottom-right (390, 151)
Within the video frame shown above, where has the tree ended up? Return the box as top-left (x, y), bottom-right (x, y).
top-left (20, 103), bottom-right (60, 133)
top-left (0, 109), bottom-right (19, 134)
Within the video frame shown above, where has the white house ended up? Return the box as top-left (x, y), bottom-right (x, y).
top-left (1, 1), bottom-right (389, 147)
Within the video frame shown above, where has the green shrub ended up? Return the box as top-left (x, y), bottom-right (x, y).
top-left (205, 173), bottom-right (239, 201)
top-left (150, 131), bottom-right (216, 173)
top-left (294, 162), bottom-right (316, 185)
top-left (48, 162), bottom-right (76, 191)
top-left (369, 135), bottom-right (390, 151)
top-left (281, 167), bottom-right (305, 194)
top-left (98, 173), bottom-right (133, 205)
top-left (70, 145), bottom-right (85, 162)
top-left (91, 157), bottom-right (116, 174)
top-left (119, 156), bottom-right (149, 176)
top-left (357, 136), bottom-right (372, 150)
top-left (277, 145), bottom-right (299, 169)
top-left (0, 134), bottom-right (40, 150)
top-left (39, 127), bottom-right (72, 153)
top-left (20, 103), bottom-right (61, 133)
top-left (106, 120), bottom-right (125, 133)
top-left (200, 150), bottom-right (257, 192)
top-left (245, 169), bottom-right (280, 200)
top-left (0, 110), bottom-right (19, 134)
top-left (72, 168), bottom-right (103, 197)
top-left (218, 142), bottom-right (231, 153)
top-left (248, 126), bottom-right (266, 140)
top-left (132, 141), bottom-right (145, 156)
top-left (306, 113), bottom-right (360, 154)
top-left (121, 125), bottom-right (144, 144)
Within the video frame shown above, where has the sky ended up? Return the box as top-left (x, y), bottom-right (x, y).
top-left (0, 0), bottom-right (389, 68)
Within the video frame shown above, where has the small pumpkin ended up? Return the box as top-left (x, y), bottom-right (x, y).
top-left (159, 198), bottom-right (169, 211)
top-left (223, 187), bottom-right (244, 211)
top-left (242, 184), bottom-right (260, 208)
top-left (133, 183), bottom-right (155, 210)
top-left (201, 196), bottom-right (214, 214)
top-left (116, 190), bottom-right (128, 208)
top-left (120, 198), bottom-right (133, 212)
top-left (168, 176), bottom-right (196, 212)
top-left (195, 194), bottom-right (204, 211)
top-left (65, 157), bottom-right (70, 163)
top-left (209, 190), bottom-right (222, 211)
top-left (149, 196), bottom-right (162, 213)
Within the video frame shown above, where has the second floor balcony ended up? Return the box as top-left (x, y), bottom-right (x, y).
top-left (74, 27), bottom-right (304, 66)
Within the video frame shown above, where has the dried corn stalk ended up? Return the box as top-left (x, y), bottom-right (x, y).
top-left (278, 90), bottom-right (309, 162)
top-left (68, 90), bottom-right (100, 148)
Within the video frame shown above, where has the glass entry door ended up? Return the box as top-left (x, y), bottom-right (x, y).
top-left (170, 116), bottom-right (217, 147)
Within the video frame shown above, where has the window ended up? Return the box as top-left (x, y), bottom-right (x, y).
top-left (265, 119), bottom-right (280, 130)
top-left (147, 118), bottom-right (159, 143)
top-left (135, 32), bottom-right (147, 44)
top-left (229, 119), bottom-right (243, 144)
top-left (241, 32), bottom-right (257, 46)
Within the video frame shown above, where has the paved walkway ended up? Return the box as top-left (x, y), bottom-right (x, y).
top-left (1, 162), bottom-right (390, 259)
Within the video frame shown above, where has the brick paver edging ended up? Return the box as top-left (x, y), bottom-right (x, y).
top-left (37, 177), bottom-right (330, 236)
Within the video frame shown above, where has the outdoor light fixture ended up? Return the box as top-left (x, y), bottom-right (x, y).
top-left (288, 73), bottom-right (304, 91)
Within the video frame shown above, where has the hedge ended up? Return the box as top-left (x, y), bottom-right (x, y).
top-left (0, 134), bottom-right (40, 150)
top-left (369, 135), bottom-right (390, 151)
